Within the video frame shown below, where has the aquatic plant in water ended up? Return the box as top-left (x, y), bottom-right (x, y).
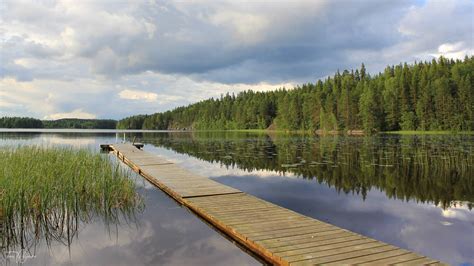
top-left (0, 146), bottom-right (144, 257)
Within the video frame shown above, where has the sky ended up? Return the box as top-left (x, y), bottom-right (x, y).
top-left (0, 0), bottom-right (473, 120)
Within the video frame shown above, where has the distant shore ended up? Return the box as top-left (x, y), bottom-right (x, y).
top-left (1, 127), bottom-right (473, 136)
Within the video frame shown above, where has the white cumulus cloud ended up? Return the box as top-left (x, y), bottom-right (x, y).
top-left (118, 88), bottom-right (185, 105)
top-left (119, 89), bottom-right (158, 102)
top-left (43, 109), bottom-right (96, 120)
top-left (434, 42), bottom-right (473, 60)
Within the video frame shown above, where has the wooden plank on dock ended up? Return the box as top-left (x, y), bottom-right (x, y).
top-left (111, 144), bottom-right (242, 198)
top-left (102, 143), bottom-right (445, 266)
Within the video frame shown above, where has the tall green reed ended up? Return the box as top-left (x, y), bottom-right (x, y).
top-left (0, 146), bottom-right (143, 253)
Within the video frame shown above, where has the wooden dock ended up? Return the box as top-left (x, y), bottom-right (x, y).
top-left (102, 143), bottom-right (444, 265)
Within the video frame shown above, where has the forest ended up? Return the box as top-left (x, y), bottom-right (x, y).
top-left (43, 119), bottom-right (117, 129)
top-left (117, 56), bottom-right (473, 133)
top-left (0, 117), bottom-right (43, 128)
top-left (0, 117), bottom-right (117, 129)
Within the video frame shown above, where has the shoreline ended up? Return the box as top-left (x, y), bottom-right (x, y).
top-left (1, 128), bottom-right (473, 135)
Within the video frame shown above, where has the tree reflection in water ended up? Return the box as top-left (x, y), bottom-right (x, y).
top-left (139, 131), bottom-right (473, 210)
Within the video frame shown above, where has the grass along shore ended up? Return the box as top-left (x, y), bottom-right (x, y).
top-left (0, 146), bottom-right (143, 250)
top-left (383, 130), bottom-right (474, 135)
top-left (184, 129), bottom-right (474, 135)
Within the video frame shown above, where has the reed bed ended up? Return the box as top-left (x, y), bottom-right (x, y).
top-left (0, 146), bottom-right (143, 251)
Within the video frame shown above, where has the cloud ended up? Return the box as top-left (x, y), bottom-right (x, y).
top-left (118, 88), bottom-right (187, 105)
top-left (0, 71), bottom-right (294, 120)
top-left (433, 42), bottom-right (473, 59)
top-left (43, 108), bottom-right (96, 120)
top-left (0, 0), bottom-right (412, 81)
top-left (395, 0), bottom-right (473, 60)
top-left (119, 89), bottom-right (158, 102)
top-left (1, 0), bottom-right (472, 119)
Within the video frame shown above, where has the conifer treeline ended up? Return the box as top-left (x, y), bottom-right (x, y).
top-left (117, 56), bottom-right (473, 132)
top-left (0, 117), bottom-right (43, 128)
top-left (0, 117), bottom-right (117, 129)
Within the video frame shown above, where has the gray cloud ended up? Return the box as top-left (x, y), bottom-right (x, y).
top-left (0, 0), bottom-right (472, 119)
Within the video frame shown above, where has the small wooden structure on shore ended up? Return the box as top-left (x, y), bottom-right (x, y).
top-left (101, 143), bottom-right (444, 265)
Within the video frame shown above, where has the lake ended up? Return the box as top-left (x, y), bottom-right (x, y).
top-left (1, 130), bottom-right (473, 265)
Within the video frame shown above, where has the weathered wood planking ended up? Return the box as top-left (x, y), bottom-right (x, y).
top-left (103, 143), bottom-right (445, 265)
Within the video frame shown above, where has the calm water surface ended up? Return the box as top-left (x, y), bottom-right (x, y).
top-left (1, 130), bottom-right (473, 265)
top-left (0, 131), bottom-right (258, 266)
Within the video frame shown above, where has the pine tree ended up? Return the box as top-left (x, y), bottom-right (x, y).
top-left (383, 77), bottom-right (400, 130)
top-left (359, 81), bottom-right (381, 133)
